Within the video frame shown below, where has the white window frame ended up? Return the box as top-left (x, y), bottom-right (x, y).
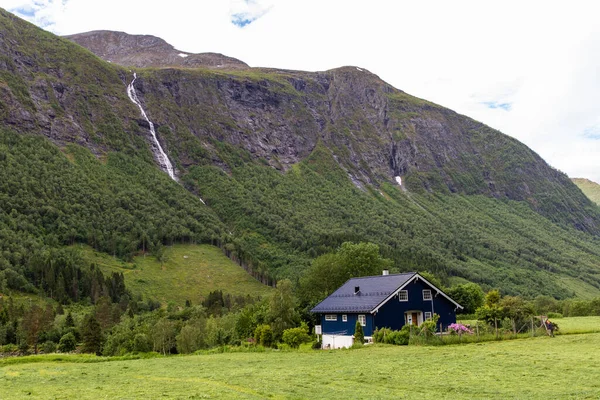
top-left (325, 314), bottom-right (337, 321)
top-left (342, 314), bottom-right (348, 322)
top-left (398, 290), bottom-right (408, 302)
top-left (425, 312), bottom-right (432, 321)
top-left (423, 289), bottom-right (432, 301)
top-left (358, 314), bottom-right (366, 327)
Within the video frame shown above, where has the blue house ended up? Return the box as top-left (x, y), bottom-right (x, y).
top-left (311, 271), bottom-right (463, 348)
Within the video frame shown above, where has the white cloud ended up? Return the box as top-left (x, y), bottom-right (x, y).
top-left (1, 0), bottom-right (600, 182)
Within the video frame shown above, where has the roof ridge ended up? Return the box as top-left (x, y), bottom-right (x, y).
top-left (348, 272), bottom-right (416, 280)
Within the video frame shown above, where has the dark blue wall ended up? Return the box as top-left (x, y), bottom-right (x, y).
top-left (320, 313), bottom-right (375, 336)
top-left (373, 278), bottom-right (457, 331)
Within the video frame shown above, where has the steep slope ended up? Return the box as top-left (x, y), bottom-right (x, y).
top-left (65, 30), bottom-right (248, 69)
top-left (123, 66), bottom-right (599, 234)
top-left (2, 9), bottom-right (600, 298)
top-left (573, 178), bottom-right (600, 205)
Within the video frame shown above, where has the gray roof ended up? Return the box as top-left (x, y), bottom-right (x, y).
top-left (310, 272), bottom-right (416, 313)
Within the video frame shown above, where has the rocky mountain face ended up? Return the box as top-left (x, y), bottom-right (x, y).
top-left (65, 30), bottom-right (248, 69)
top-left (7, 20), bottom-right (595, 232)
top-left (2, 8), bottom-right (600, 297)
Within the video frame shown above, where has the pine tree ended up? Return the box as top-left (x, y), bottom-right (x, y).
top-left (354, 321), bottom-right (364, 346)
top-left (65, 312), bottom-right (75, 328)
top-left (81, 314), bottom-right (103, 355)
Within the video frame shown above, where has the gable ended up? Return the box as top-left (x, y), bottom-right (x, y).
top-left (371, 274), bottom-right (463, 313)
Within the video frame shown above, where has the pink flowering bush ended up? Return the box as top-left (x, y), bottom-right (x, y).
top-left (448, 323), bottom-right (473, 335)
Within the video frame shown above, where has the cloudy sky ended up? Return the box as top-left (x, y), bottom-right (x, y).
top-left (2, 0), bottom-right (600, 182)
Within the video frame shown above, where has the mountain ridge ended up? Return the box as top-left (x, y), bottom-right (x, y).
top-left (65, 30), bottom-right (249, 70)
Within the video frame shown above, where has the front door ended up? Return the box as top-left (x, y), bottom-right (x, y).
top-left (405, 311), bottom-right (422, 327)
top-left (411, 312), bottom-right (418, 326)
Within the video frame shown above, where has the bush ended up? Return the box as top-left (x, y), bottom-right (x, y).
top-left (42, 341), bottom-right (57, 354)
top-left (58, 332), bottom-right (77, 353)
top-left (373, 326), bottom-right (410, 346)
top-left (311, 340), bottom-right (322, 350)
top-left (18, 341), bottom-right (30, 356)
top-left (547, 312), bottom-right (563, 319)
top-left (1, 343), bottom-right (19, 354)
top-left (281, 324), bottom-right (311, 349)
top-left (254, 324), bottom-right (273, 348)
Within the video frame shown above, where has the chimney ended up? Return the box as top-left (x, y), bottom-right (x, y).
top-left (354, 286), bottom-right (360, 294)
top-left (382, 270), bottom-right (389, 276)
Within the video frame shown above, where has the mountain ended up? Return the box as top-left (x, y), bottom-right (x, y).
top-left (65, 30), bottom-right (249, 70)
top-left (2, 8), bottom-right (600, 300)
top-left (572, 178), bottom-right (600, 206)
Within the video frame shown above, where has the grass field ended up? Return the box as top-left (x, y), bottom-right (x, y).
top-left (80, 244), bottom-right (273, 305)
top-left (554, 316), bottom-right (600, 334)
top-left (1, 332), bottom-right (599, 399)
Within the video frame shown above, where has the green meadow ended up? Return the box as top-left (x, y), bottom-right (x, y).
top-left (2, 331), bottom-right (600, 399)
top-left (81, 244), bottom-right (272, 305)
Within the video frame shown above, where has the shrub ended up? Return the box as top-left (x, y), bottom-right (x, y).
top-left (282, 324), bottom-right (311, 349)
top-left (547, 312), bottom-right (563, 319)
top-left (58, 332), bottom-right (77, 353)
top-left (42, 341), bottom-right (57, 354)
top-left (311, 340), bottom-right (322, 350)
top-left (373, 326), bottom-right (410, 345)
top-left (18, 341), bottom-right (30, 355)
top-left (254, 324), bottom-right (273, 348)
top-left (448, 323), bottom-right (473, 335)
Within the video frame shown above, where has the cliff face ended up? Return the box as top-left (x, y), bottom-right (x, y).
top-left (134, 66), bottom-right (596, 232)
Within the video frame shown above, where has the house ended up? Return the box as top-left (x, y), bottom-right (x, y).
top-left (311, 271), bottom-right (463, 349)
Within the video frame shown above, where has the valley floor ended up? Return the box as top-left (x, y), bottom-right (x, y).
top-left (2, 332), bottom-right (599, 399)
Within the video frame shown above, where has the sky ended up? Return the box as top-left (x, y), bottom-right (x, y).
top-left (2, 0), bottom-right (600, 182)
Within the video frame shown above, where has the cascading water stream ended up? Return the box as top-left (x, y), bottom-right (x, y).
top-left (127, 73), bottom-right (176, 180)
top-left (126, 73), bottom-right (205, 204)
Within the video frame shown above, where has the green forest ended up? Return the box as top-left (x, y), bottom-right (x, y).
top-left (2, 129), bottom-right (600, 304)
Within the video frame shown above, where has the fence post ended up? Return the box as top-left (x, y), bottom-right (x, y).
top-left (531, 317), bottom-right (534, 337)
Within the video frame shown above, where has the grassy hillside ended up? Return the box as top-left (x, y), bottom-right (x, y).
top-left (573, 178), bottom-right (600, 205)
top-left (81, 244), bottom-right (272, 305)
top-left (2, 333), bottom-right (600, 398)
top-left (0, 129), bottom-right (225, 301)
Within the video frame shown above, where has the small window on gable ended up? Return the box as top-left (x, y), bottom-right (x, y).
top-left (342, 314), bottom-right (348, 322)
top-left (325, 314), bottom-right (337, 321)
top-left (398, 290), bottom-right (408, 302)
top-left (358, 314), bottom-right (366, 327)
top-left (423, 289), bottom-right (432, 301)
top-left (425, 312), bottom-right (432, 321)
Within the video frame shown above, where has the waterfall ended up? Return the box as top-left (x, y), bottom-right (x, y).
top-left (126, 73), bottom-right (176, 180)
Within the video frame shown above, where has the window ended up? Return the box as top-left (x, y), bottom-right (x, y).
top-left (398, 290), bottom-right (408, 302)
top-left (425, 312), bottom-right (432, 321)
top-left (342, 314), bottom-right (348, 322)
top-left (358, 314), bottom-right (366, 326)
top-left (325, 314), bottom-right (337, 321)
top-left (423, 289), bottom-right (432, 301)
